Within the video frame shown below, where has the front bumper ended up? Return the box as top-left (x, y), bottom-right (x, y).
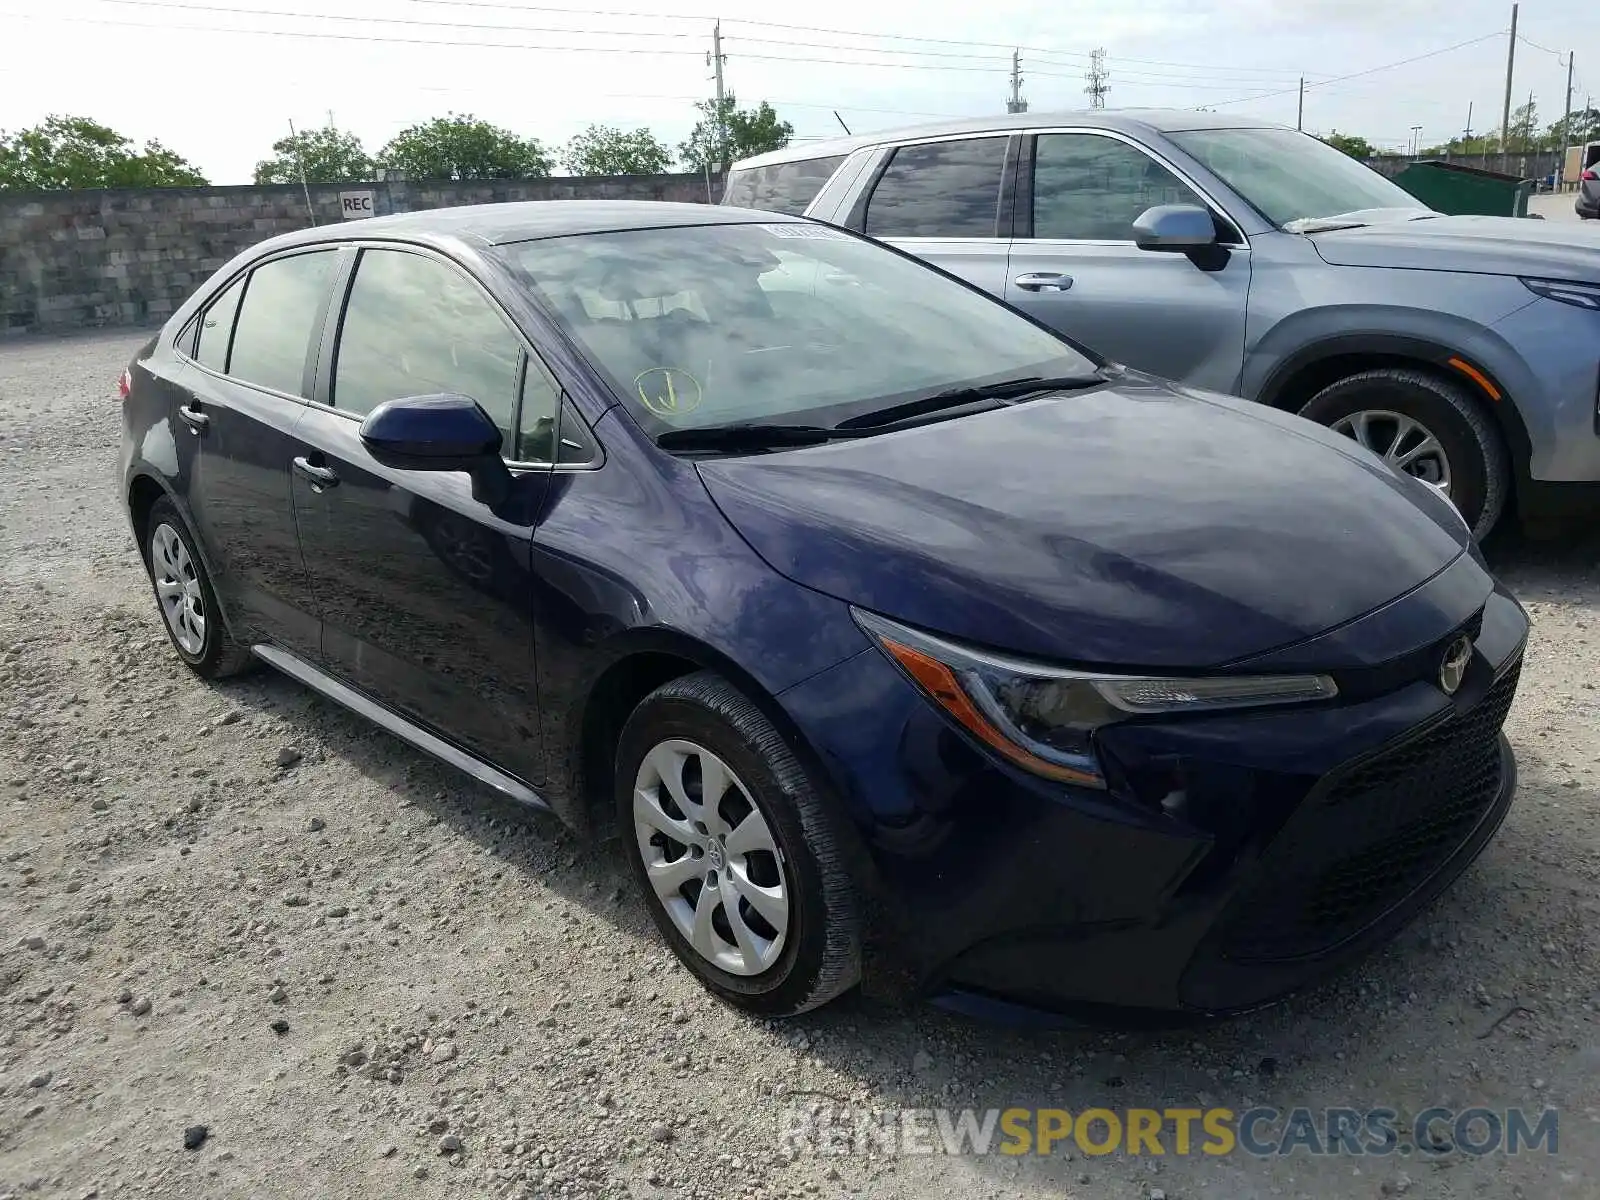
top-left (778, 573), bottom-right (1527, 1023)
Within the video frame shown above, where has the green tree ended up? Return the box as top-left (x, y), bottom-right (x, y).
top-left (1508, 100), bottom-right (1543, 150)
top-left (254, 126), bottom-right (372, 185)
top-left (378, 113), bottom-right (551, 181)
top-left (1321, 130), bottom-right (1376, 159)
top-left (1549, 107), bottom-right (1600, 146)
top-left (678, 95), bottom-right (793, 170)
top-left (561, 124), bottom-right (673, 175)
top-left (0, 115), bottom-right (206, 190)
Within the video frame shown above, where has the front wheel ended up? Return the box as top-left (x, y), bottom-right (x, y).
top-left (1298, 368), bottom-right (1509, 540)
top-left (616, 671), bottom-right (861, 1017)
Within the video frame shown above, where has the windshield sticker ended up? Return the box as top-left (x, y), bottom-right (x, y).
top-left (635, 367), bottom-right (703, 417)
top-left (761, 223), bottom-right (851, 240)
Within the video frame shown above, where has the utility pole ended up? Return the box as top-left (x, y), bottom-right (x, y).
top-left (1560, 53), bottom-right (1575, 188)
top-left (1500, 2), bottom-right (1518, 172)
top-left (1085, 48), bottom-right (1110, 109)
top-left (1297, 77), bottom-right (1304, 131)
top-left (1410, 124), bottom-right (1423, 156)
top-left (1007, 49), bottom-right (1028, 114)
top-left (287, 118), bottom-right (316, 225)
top-left (708, 21), bottom-right (728, 174)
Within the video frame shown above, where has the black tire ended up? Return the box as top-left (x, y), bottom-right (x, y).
top-left (143, 497), bottom-right (254, 679)
top-left (1298, 367), bottom-right (1509, 540)
top-left (615, 671), bottom-right (861, 1017)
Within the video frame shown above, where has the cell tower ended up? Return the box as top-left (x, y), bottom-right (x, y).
top-left (1085, 48), bottom-right (1110, 109)
top-left (1006, 49), bottom-right (1028, 114)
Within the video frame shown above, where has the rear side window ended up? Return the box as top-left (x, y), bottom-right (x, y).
top-left (723, 155), bottom-right (846, 215)
top-left (194, 277), bottom-right (244, 372)
top-left (228, 250), bottom-right (338, 397)
top-left (863, 137), bottom-right (1008, 238)
top-left (332, 249), bottom-right (522, 436)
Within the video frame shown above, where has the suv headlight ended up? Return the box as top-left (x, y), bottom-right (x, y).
top-left (853, 609), bottom-right (1338, 789)
top-left (1522, 277), bottom-right (1600, 310)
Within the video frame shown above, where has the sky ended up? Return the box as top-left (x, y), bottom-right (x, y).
top-left (1, 0), bottom-right (1597, 183)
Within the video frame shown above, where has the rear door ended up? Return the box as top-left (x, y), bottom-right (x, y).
top-left (849, 134), bottom-right (1017, 295)
top-left (170, 247), bottom-right (340, 658)
top-left (1005, 130), bottom-right (1251, 392)
top-left (289, 244), bottom-right (553, 785)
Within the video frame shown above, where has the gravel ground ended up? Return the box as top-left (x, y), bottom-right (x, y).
top-left (2, 330), bottom-right (1599, 1200)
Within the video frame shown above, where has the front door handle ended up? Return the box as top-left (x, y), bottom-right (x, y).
top-left (1013, 272), bottom-right (1074, 292)
top-left (293, 456), bottom-right (340, 491)
top-left (177, 403), bottom-right (210, 433)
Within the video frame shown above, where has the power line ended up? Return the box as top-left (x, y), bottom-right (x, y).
top-left (1208, 31), bottom-right (1507, 108)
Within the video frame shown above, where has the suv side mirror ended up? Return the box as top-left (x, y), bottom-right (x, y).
top-left (1132, 204), bottom-right (1218, 252)
top-left (360, 393), bottom-right (511, 505)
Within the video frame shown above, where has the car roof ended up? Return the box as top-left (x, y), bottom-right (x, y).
top-left (263, 200), bottom-right (796, 252)
top-left (729, 108), bottom-right (1287, 171)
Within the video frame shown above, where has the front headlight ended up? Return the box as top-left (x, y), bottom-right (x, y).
top-left (853, 609), bottom-right (1338, 789)
top-left (1521, 277), bottom-right (1600, 311)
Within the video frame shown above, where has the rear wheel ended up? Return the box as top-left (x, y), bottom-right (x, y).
top-left (1298, 367), bottom-right (1509, 540)
top-left (616, 671), bottom-right (860, 1017)
top-left (144, 497), bottom-right (253, 679)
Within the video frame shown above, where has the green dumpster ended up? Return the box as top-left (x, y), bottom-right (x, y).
top-left (1391, 159), bottom-right (1535, 217)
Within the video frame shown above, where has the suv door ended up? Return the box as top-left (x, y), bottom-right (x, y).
top-left (1006, 131), bottom-right (1250, 393)
top-left (290, 245), bottom-right (557, 786)
top-left (852, 135), bottom-right (1016, 294)
top-left (170, 247), bottom-right (340, 658)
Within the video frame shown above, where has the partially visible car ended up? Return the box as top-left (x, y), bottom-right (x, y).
top-left (1577, 166), bottom-right (1600, 219)
top-left (120, 201), bottom-right (1526, 1024)
top-left (727, 111), bottom-right (1600, 539)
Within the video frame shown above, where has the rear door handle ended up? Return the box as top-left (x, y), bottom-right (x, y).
top-left (1013, 272), bottom-right (1074, 292)
top-left (293, 456), bottom-right (340, 491)
top-left (177, 403), bottom-right (210, 433)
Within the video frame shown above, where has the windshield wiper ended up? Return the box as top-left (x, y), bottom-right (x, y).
top-left (656, 423), bottom-right (865, 453)
top-left (835, 370), bottom-right (1109, 430)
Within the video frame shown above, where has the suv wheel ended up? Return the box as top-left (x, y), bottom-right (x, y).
top-left (143, 497), bottom-right (253, 679)
top-left (1299, 367), bottom-right (1509, 539)
top-left (616, 671), bottom-right (861, 1017)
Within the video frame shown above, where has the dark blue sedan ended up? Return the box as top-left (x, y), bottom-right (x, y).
top-left (117, 200), bottom-right (1527, 1022)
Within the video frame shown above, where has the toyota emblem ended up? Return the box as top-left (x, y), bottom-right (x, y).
top-left (1438, 635), bottom-right (1472, 696)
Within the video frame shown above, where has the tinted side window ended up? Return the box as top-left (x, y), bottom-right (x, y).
top-left (227, 251), bottom-right (337, 396)
top-left (333, 249), bottom-right (522, 434)
top-left (723, 155), bottom-right (846, 215)
top-left (1032, 133), bottom-right (1203, 241)
top-left (863, 138), bottom-right (1007, 238)
top-left (194, 277), bottom-right (244, 372)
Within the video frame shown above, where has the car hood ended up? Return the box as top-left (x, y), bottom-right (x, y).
top-left (1309, 213), bottom-right (1600, 279)
top-left (695, 376), bottom-right (1469, 669)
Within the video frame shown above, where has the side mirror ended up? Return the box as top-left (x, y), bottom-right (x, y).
top-left (1132, 204), bottom-right (1218, 252)
top-left (359, 393), bottom-right (511, 506)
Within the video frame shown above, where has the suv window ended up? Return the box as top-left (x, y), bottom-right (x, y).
top-left (723, 155), bottom-right (846, 215)
top-left (227, 250), bottom-right (338, 396)
top-left (194, 276), bottom-right (244, 372)
top-left (1031, 133), bottom-right (1204, 241)
top-left (863, 137), bottom-right (1008, 238)
top-left (333, 249), bottom-right (523, 436)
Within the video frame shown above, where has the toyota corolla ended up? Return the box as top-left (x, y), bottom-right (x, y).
top-left (117, 201), bottom-right (1527, 1022)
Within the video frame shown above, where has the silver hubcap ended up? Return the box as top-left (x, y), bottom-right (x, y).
top-left (151, 523), bottom-right (206, 656)
top-left (1329, 409), bottom-right (1452, 496)
top-left (633, 739), bottom-right (789, 976)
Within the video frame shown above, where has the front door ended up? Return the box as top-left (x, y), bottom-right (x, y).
top-left (174, 248), bottom-right (340, 658)
top-left (1004, 132), bottom-right (1251, 394)
top-left (290, 245), bottom-right (553, 785)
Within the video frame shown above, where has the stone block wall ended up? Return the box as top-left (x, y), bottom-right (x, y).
top-left (0, 172), bottom-right (722, 333)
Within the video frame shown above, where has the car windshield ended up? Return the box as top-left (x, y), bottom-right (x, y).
top-left (492, 221), bottom-right (1097, 434)
top-left (1167, 127), bottom-right (1431, 229)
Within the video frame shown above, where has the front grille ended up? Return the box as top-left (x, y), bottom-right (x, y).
top-left (1214, 660), bottom-right (1520, 964)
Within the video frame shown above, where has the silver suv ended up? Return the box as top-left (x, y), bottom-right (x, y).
top-left (726, 111), bottom-right (1600, 538)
